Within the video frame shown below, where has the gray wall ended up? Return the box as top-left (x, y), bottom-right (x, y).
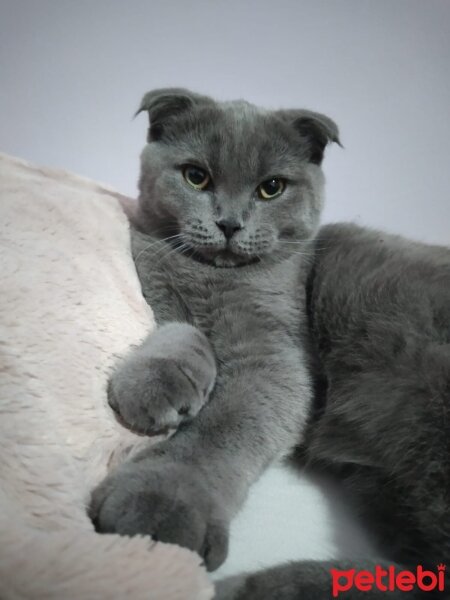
top-left (1, 0), bottom-right (449, 244)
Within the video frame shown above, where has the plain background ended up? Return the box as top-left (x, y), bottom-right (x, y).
top-left (1, 0), bottom-right (449, 245)
top-left (1, 0), bottom-right (449, 581)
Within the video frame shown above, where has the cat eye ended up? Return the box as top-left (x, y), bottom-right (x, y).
top-left (257, 178), bottom-right (286, 200)
top-left (183, 165), bottom-right (211, 190)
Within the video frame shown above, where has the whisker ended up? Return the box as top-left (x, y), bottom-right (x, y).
top-left (278, 241), bottom-right (329, 254)
top-left (285, 250), bottom-right (314, 258)
top-left (178, 243), bottom-right (195, 258)
top-left (278, 239), bottom-right (329, 247)
top-left (134, 234), bottom-right (184, 266)
top-left (154, 239), bottom-right (190, 267)
top-left (151, 235), bottom-right (186, 258)
top-left (278, 240), bottom-right (314, 245)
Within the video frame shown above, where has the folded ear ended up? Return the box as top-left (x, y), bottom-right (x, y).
top-left (277, 109), bottom-right (342, 165)
top-left (135, 88), bottom-right (212, 141)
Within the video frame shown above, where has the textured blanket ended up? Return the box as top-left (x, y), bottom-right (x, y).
top-left (0, 153), bottom-right (213, 600)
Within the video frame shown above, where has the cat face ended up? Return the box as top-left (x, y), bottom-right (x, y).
top-left (136, 88), bottom-right (339, 267)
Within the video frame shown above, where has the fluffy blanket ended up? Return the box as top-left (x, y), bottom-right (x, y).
top-left (0, 153), bottom-right (213, 600)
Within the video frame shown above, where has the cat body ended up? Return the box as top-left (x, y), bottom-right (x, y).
top-left (128, 224), bottom-right (313, 494)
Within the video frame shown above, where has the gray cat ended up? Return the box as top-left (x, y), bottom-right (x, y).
top-left (89, 89), bottom-right (449, 598)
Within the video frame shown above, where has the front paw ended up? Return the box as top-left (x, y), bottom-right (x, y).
top-left (108, 323), bottom-right (216, 436)
top-left (90, 461), bottom-right (229, 571)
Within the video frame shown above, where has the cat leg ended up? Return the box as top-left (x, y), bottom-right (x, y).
top-left (107, 322), bottom-right (216, 436)
top-left (90, 328), bottom-right (311, 571)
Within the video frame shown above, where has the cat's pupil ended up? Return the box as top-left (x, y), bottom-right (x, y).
top-left (264, 180), bottom-right (279, 194)
top-left (188, 168), bottom-right (206, 185)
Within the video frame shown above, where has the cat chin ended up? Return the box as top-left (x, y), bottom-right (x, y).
top-left (212, 255), bottom-right (251, 268)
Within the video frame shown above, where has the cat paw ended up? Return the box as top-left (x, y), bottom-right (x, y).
top-left (90, 461), bottom-right (229, 571)
top-left (107, 323), bottom-right (216, 436)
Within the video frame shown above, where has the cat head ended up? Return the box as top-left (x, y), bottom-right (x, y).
top-left (135, 88), bottom-right (340, 267)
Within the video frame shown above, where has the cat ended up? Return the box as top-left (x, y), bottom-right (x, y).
top-left (89, 89), bottom-right (449, 598)
top-left (89, 87), bottom-right (328, 568)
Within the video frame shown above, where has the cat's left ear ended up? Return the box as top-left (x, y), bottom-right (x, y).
top-left (277, 109), bottom-right (342, 165)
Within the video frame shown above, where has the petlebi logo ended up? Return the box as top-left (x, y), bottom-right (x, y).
top-left (330, 564), bottom-right (446, 597)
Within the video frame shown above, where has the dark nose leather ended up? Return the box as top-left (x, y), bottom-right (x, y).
top-left (215, 219), bottom-right (242, 240)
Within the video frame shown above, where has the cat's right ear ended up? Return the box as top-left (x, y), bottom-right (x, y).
top-left (134, 88), bottom-right (211, 141)
top-left (277, 109), bottom-right (342, 165)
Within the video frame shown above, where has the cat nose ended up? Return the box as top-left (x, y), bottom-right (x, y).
top-left (215, 218), bottom-right (242, 240)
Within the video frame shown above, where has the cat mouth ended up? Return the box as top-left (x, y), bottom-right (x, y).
top-left (166, 235), bottom-right (261, 268)
top-left (193, 247), bottom-right (260, 268)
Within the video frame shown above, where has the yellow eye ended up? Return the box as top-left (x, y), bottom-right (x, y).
top-left (257, 178), bottom-right (286, 200)
top-left (183, 165), bottom-right (211, 190)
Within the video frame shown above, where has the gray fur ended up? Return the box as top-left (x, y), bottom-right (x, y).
top-left (216, 224), bottom-right (450, 598)
top-left (89, 89), bottom-right (449, 596)
top-left (107, 323), bottom-right (216, 436)
top-left (90, 88), bottom-right (333, 569)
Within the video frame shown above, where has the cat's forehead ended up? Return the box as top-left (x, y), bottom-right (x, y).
top-left (221, 99), bottom-right (263, 122)
top-left (172, 100), bottom-right (305, 180)
top-left (211, 99), bottom-right (271, 143)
